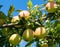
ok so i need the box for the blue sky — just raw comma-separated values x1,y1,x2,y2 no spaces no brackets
0,0,45,16
0,0,45,47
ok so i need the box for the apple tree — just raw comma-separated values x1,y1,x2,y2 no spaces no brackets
0,0,60,47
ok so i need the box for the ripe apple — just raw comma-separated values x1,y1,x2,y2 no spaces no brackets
11,16,20,23
9,34,21,46
46,2,57,13
34,27,46,39
22,29,34,41
56,0,60,4
18,10,30,20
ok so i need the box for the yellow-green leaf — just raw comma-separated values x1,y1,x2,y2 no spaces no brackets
8,5,15,16
27,0,33,9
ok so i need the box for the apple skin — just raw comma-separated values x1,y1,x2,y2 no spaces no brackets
11,16,20,27
11,16,20,23
46,2,57,13
33,27,46,39
22,29,34,41
18,10,30,20
9,34,21,46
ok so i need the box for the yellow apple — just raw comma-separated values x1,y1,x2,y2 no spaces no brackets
46,2,57,13
9,34,21,46
11,16,20,27
18,10,30,20
22,29,34,41
34,27,46,39
11,16,20,23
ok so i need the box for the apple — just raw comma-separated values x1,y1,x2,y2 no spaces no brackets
11,16,20,23
9,34,21,46
11,16,20,27
22,29,34,41
46,2,57,13
34,27,46,39
18,10,30,20
56,0,60,4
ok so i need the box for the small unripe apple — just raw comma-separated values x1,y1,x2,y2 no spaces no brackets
34,27,46,39
46,2,57,13
11,16,20,23
9,34,21,46
22,29,34,41
18,10,30,20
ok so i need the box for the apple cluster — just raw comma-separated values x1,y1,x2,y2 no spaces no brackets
9,10,46,46
1,0,59,46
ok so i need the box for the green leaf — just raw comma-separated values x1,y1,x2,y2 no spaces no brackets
8,5,15,16
15,9,22,12
56,24,60,31
0,11,6,19
0,11,6,25
27,0,33,9
31,5,40,15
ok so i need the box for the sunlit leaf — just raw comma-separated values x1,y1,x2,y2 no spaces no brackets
8,5,15,16
27,0,33,9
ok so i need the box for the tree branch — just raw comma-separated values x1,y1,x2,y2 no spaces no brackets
1,23,18,28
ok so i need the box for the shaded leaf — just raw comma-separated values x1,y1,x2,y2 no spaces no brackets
0,11,6,19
